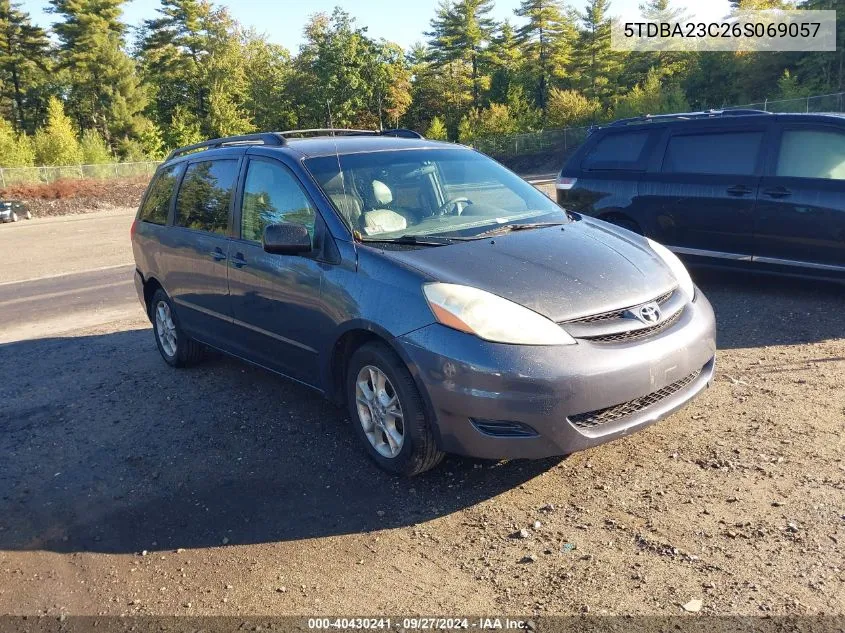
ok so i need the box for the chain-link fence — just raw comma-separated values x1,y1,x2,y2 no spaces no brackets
475,90,845,161
0,161,161,188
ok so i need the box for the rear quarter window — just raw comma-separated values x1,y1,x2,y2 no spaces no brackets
581,130,651,171
138,164,183,225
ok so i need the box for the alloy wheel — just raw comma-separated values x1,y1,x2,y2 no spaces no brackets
355,365,405,458
155,300,178,358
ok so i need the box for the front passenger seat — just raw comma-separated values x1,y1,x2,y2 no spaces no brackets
361,180,407,234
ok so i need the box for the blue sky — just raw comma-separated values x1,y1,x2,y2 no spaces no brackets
19,0,732,51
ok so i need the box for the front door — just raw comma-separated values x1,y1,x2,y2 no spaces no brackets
226,156,326,385
754,123,845,276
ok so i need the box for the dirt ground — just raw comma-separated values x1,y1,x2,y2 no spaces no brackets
0,178,147,217
1,204,843,618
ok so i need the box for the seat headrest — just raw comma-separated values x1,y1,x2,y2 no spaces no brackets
371,180,393,206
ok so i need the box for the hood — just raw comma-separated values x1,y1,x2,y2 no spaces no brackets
376,218,679,323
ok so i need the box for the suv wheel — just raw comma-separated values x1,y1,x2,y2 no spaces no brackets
150,288,205,367
10,212,18,222
346,342,444,476
603,214,641,234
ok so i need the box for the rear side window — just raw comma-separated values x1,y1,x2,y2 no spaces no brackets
776,128,845,180
662,132,763,175
582,131,650,171
139,164,182,225
175,159,238,235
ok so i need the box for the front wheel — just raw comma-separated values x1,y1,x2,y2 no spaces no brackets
10,212,18,222
346,342,444,476
150,288,205,367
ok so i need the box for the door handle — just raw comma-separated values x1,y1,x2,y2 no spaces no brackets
231,253,247,268
726,185,753,196
763,187,792,199
210,249,227,261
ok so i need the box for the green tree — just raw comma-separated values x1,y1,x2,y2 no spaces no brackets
369,40,412,128
292,9,379,128
514,0,577,111
0,116,34,166
0,0,52,133
458,102,519,142
50,0,150,146
168,105,203,148
613,67,689,118
570,0,623,103
242,31,296,132
426,0,497,108
32,96,83,165
486,21,522,104
546,88,601,127
426,115,448,139
79,128,112,163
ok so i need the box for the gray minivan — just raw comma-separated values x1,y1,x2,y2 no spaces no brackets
131,130,716,476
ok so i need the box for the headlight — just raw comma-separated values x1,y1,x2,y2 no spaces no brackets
647,238,695,301
422,283,576,345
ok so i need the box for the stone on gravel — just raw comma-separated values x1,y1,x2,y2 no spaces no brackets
682,599,703,613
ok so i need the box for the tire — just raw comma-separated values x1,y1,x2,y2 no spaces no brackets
24,211,32,220
346,342,444,476
149,288,205,367
603,214,641,235
10,212,18,222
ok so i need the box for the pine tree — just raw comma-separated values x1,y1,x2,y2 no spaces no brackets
570,0,623,103
0,0,51,133
514,0,577,112
487,21,522,103
426,0,497,107
426,116,448,139
49,0,150,147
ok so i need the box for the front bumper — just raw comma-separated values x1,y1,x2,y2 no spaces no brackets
396,289,717,459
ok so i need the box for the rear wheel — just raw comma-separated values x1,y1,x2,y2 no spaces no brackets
10,212,18,222
24,210,32,220
346,342,444,476
150,288,205,367
602,213,641,234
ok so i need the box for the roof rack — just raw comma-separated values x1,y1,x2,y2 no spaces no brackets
277,127,424,139
165,132,286,162
164,128,425,162
608,108,770,127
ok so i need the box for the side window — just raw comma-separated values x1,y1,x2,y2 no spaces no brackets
582,131,651,170
776,129,845,180
662,132,763,175
175,159,238,235
241,160,316,243
139,164,182,225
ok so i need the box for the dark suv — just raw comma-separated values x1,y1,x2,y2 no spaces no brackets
556,111,845,280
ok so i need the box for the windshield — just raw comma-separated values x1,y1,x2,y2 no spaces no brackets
304,148,568,240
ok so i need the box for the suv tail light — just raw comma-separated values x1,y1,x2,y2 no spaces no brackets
556,176,577,191
130,218,138,239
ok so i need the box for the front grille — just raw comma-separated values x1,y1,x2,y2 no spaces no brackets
587,308,683,343
568,289,675,324
568,368,702,429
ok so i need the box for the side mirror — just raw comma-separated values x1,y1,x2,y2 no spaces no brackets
263,222,312,255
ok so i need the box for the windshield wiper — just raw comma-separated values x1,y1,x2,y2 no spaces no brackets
359,235,452,247
470,221,567,239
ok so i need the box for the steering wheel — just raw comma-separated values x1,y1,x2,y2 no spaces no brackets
436,197,472,216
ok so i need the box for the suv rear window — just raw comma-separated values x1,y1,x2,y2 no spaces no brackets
139,164,183,225
582,131,650,171
175,159,238,235
662,132,763,175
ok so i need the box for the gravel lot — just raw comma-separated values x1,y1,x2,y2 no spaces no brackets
0,201,843,618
